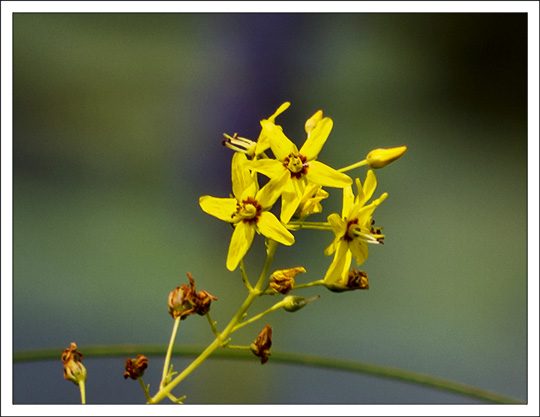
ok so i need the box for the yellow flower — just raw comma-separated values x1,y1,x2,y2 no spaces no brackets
323,170,387,287
199,153,294,271
245,106,352,223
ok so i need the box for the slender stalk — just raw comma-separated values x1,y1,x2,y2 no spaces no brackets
138,377,152,402
14,345,524,404
79,380,86,404
225,345,252,350
240,259,253,291
287,221,332,231
232,300,286,332
337,159,367,172
160,317,180,388
205,312,221,338
290,279,325,290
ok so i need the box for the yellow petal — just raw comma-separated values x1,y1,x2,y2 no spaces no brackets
227,221,256,271
304,110,323,134
349,238,369,266
342,184,355,218
306,161,353,188
358,170,377,207
232,153,257,200
244,159,286,180
257,212,295,246
280,177,306,223
268,102,291,123
350,192,388,222
260,119,297,160
323,240,352,285
324,213,346,255
256,169,289,209
199,196,237,222
299,117,333,161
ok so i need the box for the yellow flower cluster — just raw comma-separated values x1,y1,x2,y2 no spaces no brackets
200,102,406,288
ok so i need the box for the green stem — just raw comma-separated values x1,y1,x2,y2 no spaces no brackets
79,380,86,404
233,300,286,332
138,377,152,402
225,345,252,350
160,317,180,389
338,159,367,172
291,279,325,290
14,345,524,404
287,221,332,231
240,259,253,291
205,312,221,338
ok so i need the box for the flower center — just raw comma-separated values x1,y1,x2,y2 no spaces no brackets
344,218,359,242
237,197,262,224
283,153,308,179
344,218,385,244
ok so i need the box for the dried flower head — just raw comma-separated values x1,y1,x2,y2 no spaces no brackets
123,354,149,380
61,342,87,386
325,268,370,292
168,272,217,319
250,325,273,364
269,266,306,294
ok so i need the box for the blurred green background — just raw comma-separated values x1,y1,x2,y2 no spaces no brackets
12,13,527,404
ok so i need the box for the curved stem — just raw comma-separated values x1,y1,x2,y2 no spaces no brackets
14,345,524,404
291,279,325,290
287,221,332,231
239,259,253,291
138,377,152,402
160,317,180,389
233,300,286,332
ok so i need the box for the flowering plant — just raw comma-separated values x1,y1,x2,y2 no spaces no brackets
42,102,520,404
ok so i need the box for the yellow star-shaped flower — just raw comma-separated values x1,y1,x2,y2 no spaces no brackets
245,105,352,223
199,153,294,271
323,170,387,288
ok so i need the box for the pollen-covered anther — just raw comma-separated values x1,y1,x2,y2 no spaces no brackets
283,153,308,178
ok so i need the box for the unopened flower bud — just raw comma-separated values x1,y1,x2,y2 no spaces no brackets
61,342,87,386
250,325,273,364
269,267,306,294
366,146,407,169
124,354,149,380
282,295,320,312
305,110,323,134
